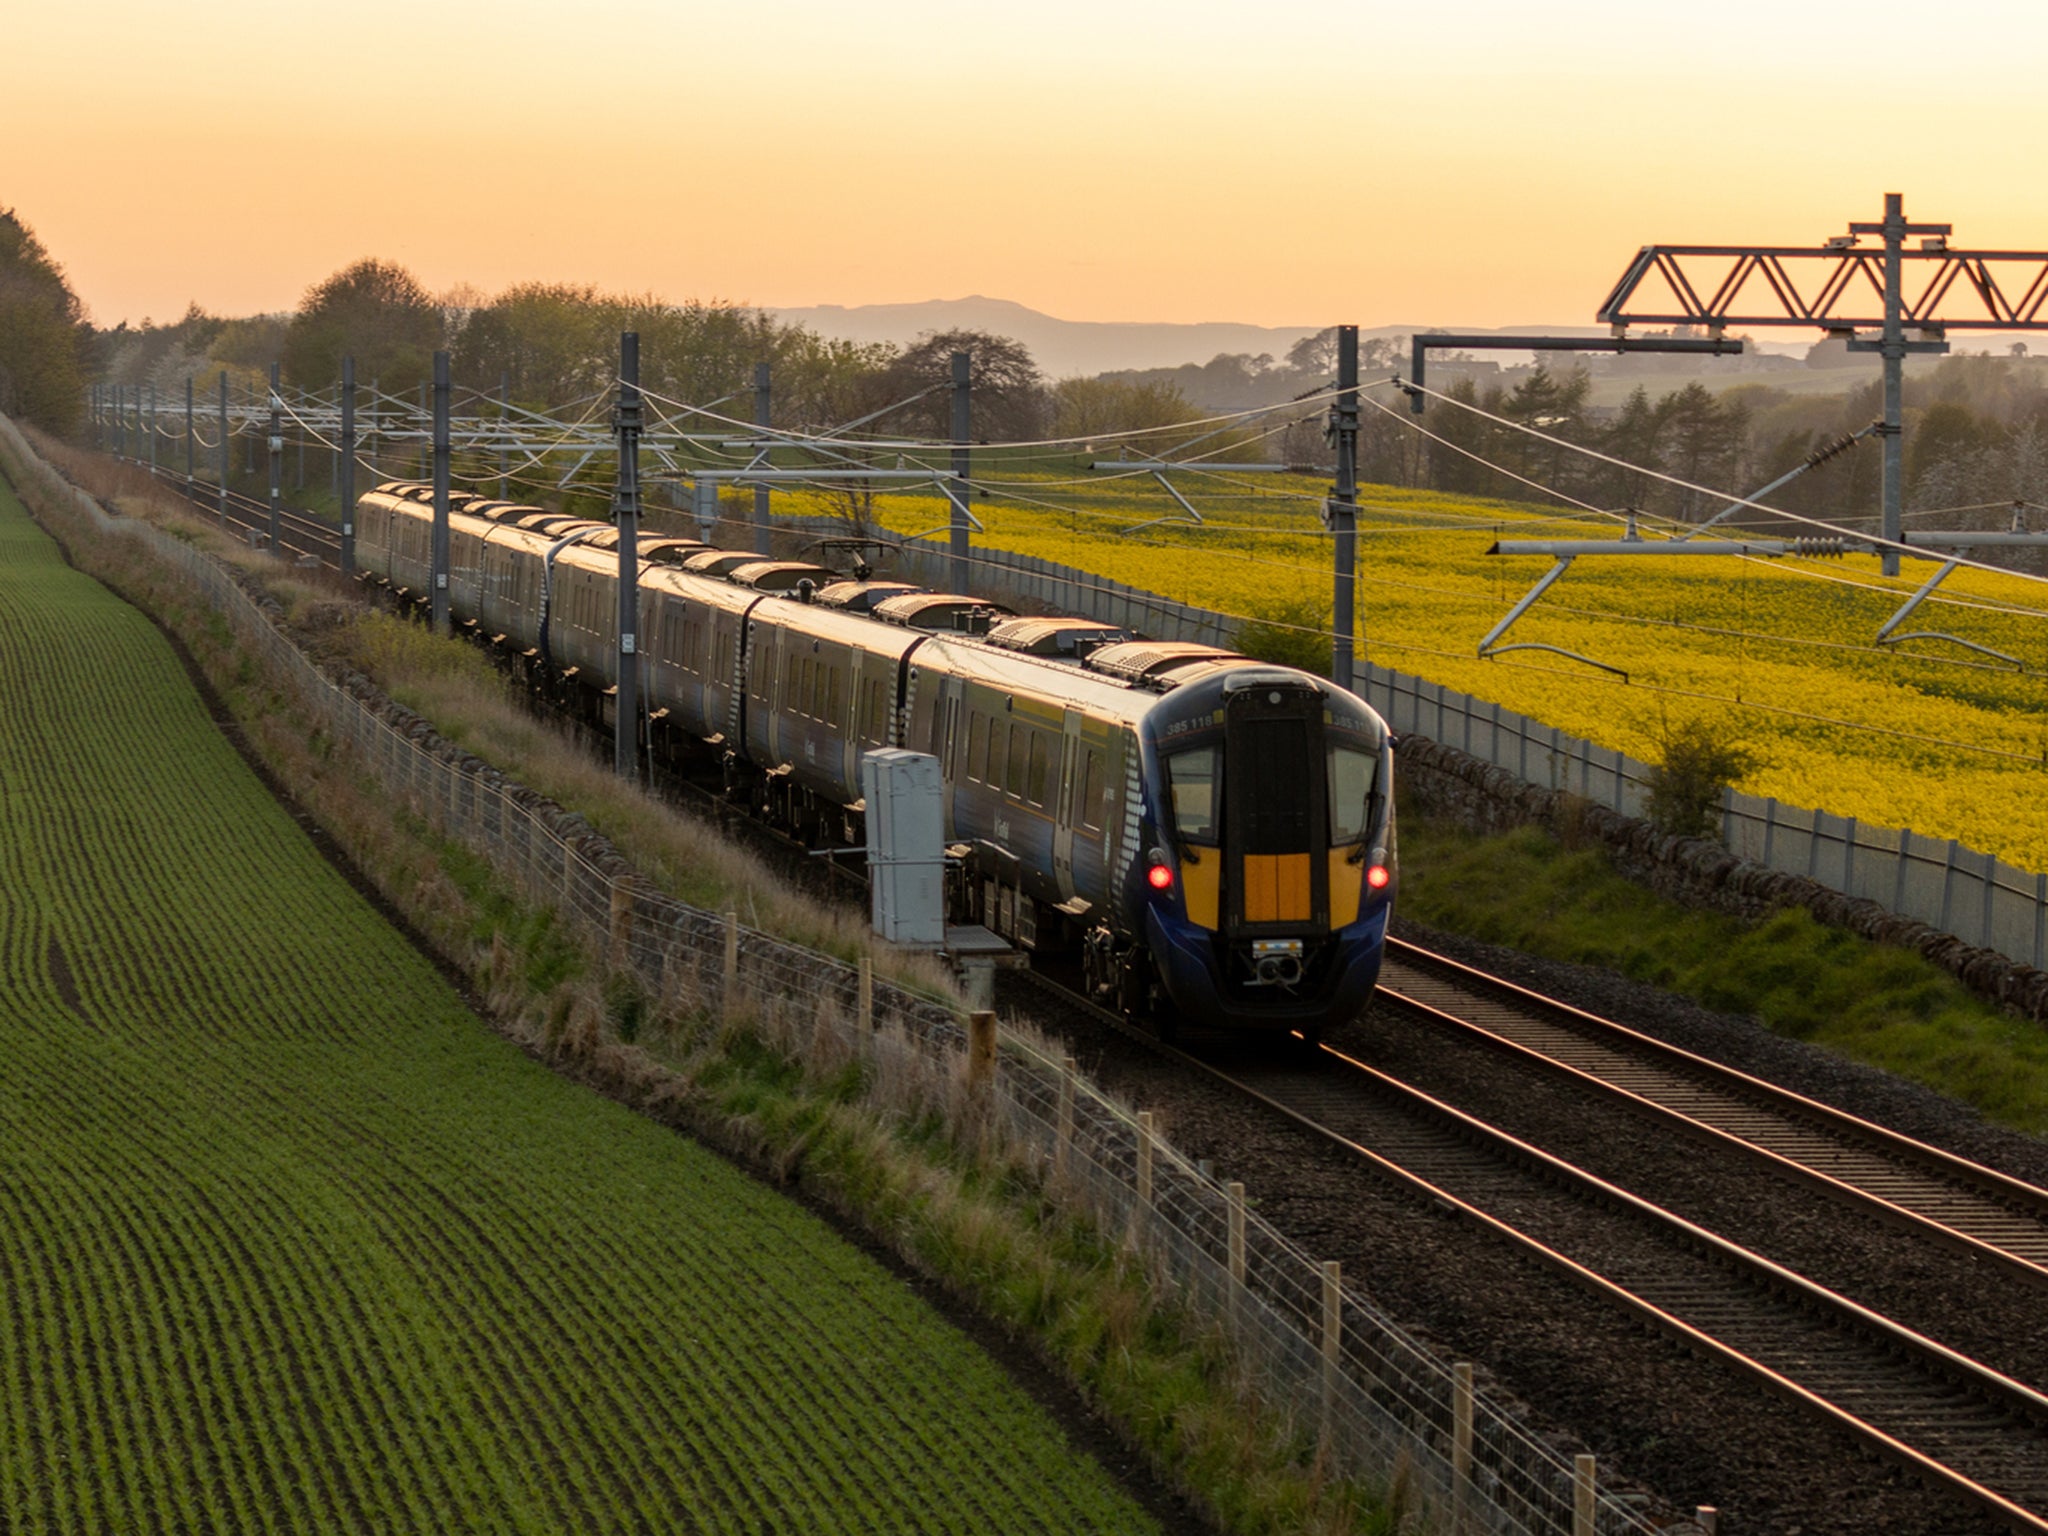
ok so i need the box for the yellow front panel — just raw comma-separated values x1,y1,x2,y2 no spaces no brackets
1278,853,1312,921
1328,851,1362,929
1243,856,1274,922
1242,854,1312,923
1180,852,1220,930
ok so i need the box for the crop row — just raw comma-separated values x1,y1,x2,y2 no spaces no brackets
0,478,1157,1533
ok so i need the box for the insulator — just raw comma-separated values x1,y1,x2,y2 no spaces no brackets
1792,536,1846,558
1804,431,1859,468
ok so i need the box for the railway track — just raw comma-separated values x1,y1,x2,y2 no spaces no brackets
129,461,343,573
1013,969,2048,1534
1377,937,2048,1284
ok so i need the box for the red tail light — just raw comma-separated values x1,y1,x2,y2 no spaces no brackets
1147,863,1174,892
1366,865,1391,890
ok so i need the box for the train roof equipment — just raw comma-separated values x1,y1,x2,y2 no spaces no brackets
814,580,925,614
1081,640,1250,689
516,512,588,535
683,549,768,578
872,593,1015,633
984,616,1129,659
576,530,709,565
726,560,840,593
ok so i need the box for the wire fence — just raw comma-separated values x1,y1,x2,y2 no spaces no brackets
825,519,2048,974
1360,667,2048,971
0,413,1695,1536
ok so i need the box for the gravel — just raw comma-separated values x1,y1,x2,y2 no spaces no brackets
1013,916,2048,1536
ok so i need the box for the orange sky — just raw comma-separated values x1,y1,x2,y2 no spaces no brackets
12,0,2048,332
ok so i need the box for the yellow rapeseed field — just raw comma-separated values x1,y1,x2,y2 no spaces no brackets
779,465,2048,873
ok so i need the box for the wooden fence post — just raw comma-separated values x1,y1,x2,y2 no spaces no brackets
1130,1110,1154,1248
858,958,873,1032
967,1010,996,1097
608,881,633,968
1574,1454,1597,1536
1458,1368,1474,1490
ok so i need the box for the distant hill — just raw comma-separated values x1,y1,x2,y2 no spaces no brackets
770,296,1360,379
770,296,2036,381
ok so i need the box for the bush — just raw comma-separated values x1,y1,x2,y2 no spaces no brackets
1231,597,1332,676
1644,715,1760,839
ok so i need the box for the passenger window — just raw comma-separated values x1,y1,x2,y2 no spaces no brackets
967,714,987,781
1028,736,1050,806
1328,746,1377,845
1008,728,1031,798
827,665,843,725
1165,747,1220,844
1080,750,1105,830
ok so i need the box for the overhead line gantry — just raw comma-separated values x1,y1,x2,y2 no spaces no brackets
1598,192,2048,575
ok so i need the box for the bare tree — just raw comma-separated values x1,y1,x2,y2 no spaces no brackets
883,329,1047,442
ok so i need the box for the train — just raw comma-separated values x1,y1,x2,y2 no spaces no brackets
352,480,1397,1041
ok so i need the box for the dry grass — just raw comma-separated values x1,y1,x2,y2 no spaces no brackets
30,428,955,998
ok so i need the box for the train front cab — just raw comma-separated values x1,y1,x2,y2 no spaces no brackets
1140,670,1394,1038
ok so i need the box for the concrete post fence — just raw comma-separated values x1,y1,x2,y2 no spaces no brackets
782,513,2048,980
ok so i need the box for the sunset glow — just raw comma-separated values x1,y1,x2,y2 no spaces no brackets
12,0,2048,333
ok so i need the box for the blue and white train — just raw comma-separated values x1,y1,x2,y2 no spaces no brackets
354,481,1397,1039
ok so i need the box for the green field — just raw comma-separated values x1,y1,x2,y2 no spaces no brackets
0,473,1157,1532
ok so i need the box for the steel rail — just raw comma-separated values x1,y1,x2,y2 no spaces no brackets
1234,1042,2048,1532
1013,974,2048,1532
1379,937,2048,1282
135,464,343,573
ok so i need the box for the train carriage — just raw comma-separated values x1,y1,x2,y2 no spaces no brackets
353,482,1396,1041
742,598,923,830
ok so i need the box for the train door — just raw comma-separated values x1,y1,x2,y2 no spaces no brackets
845,647,867,793
1052,708,1084,907
1222,684,1329,935
939,682,962,829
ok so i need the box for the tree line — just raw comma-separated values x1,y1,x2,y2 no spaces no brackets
10,204,2046,537
0,209,90,435
1353,355,2048,538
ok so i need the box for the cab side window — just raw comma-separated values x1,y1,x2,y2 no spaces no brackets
1165,747,1220,844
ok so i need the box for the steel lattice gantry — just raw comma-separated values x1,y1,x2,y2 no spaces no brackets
1597,193,2048,575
